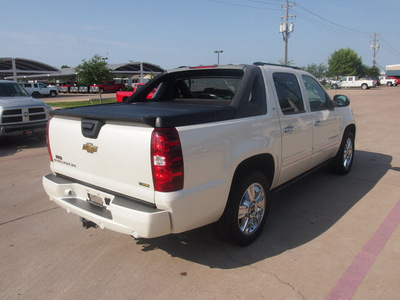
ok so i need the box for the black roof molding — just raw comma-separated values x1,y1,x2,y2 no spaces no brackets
253,62,300,70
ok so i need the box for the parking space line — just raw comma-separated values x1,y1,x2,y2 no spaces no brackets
326,199,400,300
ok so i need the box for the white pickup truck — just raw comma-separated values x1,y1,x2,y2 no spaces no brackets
379,76,398,86
331,76,376,90
43,63,356,245
20,82,58,97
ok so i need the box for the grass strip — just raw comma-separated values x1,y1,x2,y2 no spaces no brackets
47,99,117,108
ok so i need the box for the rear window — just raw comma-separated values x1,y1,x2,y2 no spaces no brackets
172,77,241,101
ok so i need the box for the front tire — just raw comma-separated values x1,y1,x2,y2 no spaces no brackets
217,171,270,246
330,131,355,175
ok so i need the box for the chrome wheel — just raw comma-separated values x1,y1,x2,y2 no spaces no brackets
238,183,266,236
343,137,353,170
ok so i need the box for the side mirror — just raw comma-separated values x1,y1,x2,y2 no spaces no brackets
333,94,350,107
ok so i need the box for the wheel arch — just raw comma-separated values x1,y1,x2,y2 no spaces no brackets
345,123,356,138
231,154,275,189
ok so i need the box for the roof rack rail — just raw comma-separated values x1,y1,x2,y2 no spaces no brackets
253,62,300,70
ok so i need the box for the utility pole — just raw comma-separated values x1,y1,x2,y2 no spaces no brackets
280,0,296,65
370,33,380,69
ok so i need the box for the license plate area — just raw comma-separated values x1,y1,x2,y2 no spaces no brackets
87,193,106,208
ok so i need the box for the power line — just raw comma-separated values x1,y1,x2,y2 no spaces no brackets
206,0,281,10
296,3,370,37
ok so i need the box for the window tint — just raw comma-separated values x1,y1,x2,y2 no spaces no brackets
302,75,331,111
273,72,304,115
173,77,241,101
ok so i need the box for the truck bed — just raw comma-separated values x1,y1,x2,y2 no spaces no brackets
51,101,237,127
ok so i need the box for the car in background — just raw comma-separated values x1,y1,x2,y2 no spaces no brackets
379,76,398,86
89,82,125,94
116,83,156,102
69,86,79,93
20,82,58,97
0,80,51,139
59,85,72,93
79,86,90,93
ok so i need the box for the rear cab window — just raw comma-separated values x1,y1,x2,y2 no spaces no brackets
130,66,267,118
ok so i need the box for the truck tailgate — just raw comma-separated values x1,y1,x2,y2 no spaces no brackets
48,116,155,204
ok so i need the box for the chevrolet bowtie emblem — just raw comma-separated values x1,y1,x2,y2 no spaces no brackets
82,143,98,154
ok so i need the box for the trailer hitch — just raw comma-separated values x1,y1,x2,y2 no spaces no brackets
80,217,98,229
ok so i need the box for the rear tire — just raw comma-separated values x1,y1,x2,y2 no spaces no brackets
217,171,270,246
361,83,368,90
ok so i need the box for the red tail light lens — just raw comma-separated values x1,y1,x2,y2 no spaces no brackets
46,117,53,162
151,128,184,192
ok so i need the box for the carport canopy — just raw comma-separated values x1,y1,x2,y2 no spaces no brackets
0,58,165,82
0,57,59,80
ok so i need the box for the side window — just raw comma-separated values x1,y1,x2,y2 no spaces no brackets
302,75,331,111
33,83,38,88
273,72,305,115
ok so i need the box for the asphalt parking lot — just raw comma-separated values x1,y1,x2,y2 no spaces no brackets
1,87,399,299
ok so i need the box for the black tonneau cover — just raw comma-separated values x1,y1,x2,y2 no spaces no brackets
51,102,237,128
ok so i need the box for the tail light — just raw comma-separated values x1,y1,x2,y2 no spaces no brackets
46,117,53,161
151,128,184,192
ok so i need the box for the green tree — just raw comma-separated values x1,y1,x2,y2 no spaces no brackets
328,48,363,77
303,63,328,79
75,54,113,103
61,65,70,69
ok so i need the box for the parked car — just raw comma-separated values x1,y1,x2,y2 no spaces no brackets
70,86,79,93
20,82,58,97
379,76,398,86
331,76,376,89
116,83,156,102
89,82,125,94
43,63,356,245
0,80,51,139
79,86,90,93
59,85,72,93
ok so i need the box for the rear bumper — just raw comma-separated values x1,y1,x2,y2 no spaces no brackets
42,174,171,238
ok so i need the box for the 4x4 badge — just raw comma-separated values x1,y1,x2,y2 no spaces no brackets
82,143,98,154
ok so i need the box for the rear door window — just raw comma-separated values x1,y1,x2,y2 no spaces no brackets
273,72,305,115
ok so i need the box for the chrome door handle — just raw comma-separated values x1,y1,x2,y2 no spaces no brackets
283,126,294,134
314,120,322,126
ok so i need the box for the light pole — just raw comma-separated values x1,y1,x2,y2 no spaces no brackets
214,50,223,65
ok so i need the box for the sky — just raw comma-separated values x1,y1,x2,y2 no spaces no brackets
1,0,399,72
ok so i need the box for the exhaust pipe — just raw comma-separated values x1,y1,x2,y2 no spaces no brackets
80,217,98,229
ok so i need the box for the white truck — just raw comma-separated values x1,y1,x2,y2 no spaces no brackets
20,82,58,97
0,80,51,139
331,76,376,90
43,63,356,245
379,76,398,86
